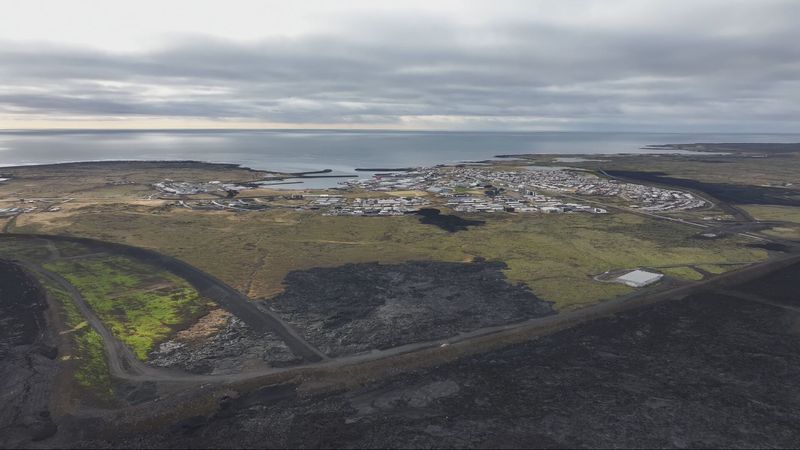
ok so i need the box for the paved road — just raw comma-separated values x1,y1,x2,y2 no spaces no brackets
597,169,800,248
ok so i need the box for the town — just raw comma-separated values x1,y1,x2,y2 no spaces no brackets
148,164,706,217
342,165,706,212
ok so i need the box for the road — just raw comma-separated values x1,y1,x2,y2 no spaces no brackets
6,233,800,389
19,261,174,381
554,170,778,244
597,169,800,246
3,233,327,365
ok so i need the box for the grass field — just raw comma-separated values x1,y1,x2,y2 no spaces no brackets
739,205,800,241
763,226,800,241
661,266,704,281
741,205,800,225
20,206,768,310
43,255,212,360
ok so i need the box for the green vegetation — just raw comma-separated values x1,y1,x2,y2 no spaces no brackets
39,277,115,404
741,205,800,224
763,226,800,241
44,255,212,360
23,207,767,311
740,205,800,241
661,266,704,281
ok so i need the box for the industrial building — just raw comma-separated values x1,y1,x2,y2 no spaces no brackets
616,269,663,288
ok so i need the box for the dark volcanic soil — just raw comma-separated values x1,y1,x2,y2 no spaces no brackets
266,260,554,356
415,208,485,232
737,261,800,306
0,260,59,447
746,242,792,253
91,263,800,449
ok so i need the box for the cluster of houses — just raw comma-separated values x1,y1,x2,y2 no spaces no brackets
0,197,69,217
154,180,250,196
480,167,706,211
177,199,268,212
342,166,705,212
0,206,34,217
152,164,703,219
309,195,430,216
445,194,606,214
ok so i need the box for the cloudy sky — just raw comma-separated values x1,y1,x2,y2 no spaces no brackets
0,0,798,131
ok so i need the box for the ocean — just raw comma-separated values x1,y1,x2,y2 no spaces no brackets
1,130,798,188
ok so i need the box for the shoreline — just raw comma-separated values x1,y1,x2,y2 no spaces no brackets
0,159,266,174
2,141,795,180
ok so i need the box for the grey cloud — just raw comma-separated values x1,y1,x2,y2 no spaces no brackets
1,2,800,130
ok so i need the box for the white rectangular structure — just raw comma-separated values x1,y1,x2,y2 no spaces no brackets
616,269,663,288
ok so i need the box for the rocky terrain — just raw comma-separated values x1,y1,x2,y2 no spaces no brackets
84,263,800,448
266,259,555,356
0,260,59,447
149,313,300,374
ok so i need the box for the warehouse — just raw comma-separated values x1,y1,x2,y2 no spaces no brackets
616,269,663,288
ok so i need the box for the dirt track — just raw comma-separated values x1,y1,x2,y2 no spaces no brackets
2,233,327,365
63,259,800,448
4,233,800,390
19,261,175,382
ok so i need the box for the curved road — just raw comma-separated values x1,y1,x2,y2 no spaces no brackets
3,233,327,365
5,233,800,387
20,261,168,380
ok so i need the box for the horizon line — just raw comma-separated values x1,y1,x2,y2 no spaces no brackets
1,127,798,135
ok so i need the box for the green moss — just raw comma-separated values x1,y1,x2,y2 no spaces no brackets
39,278,115,403
44,255,211,360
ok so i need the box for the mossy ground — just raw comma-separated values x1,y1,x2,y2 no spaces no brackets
44,255,212,360
38,277,115,404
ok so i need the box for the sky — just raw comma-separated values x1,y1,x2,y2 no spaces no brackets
0,0,798,131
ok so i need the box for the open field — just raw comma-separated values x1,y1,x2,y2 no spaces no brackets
740,205,800,241
42,255,213,360
763,226,800,241
742,204,800,225
16,205,768,310
660,266,704,281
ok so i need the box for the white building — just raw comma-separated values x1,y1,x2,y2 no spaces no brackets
616,269,663,288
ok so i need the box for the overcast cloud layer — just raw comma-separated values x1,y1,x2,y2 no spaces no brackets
0,0,798,131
